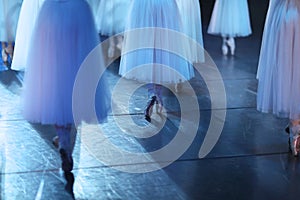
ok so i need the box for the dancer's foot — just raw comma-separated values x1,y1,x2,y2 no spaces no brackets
175,80,183,93
289,125,300,157
5,43,14,63
116,41,122,50
52,136,59,148
222,44,228,55
145,96,157,122
108,46,115,58
59,148,73,172
1,49,8,65
226,37,235,55
156,96,163,114
116,35,123,50
64,172,75,199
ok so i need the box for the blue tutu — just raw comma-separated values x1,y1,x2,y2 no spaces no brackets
23,0,111,125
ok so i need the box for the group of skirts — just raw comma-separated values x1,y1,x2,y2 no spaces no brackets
0,0,299,135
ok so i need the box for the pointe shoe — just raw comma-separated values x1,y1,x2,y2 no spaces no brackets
145,96,157,122
59,148,73,172
1,49,8,65
155,96,163,114
5,46,13,61
175,80,183,93
226,37,235,55
222,44,228,55
64,172,75,199
108,46,115,58
116,41,122,51
52,136,59,148
116,35,123,50
289,125,300,156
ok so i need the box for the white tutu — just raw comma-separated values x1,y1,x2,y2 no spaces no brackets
256,0,279,80
176,0,204,63
11,0,45,71
96,0,131,35
119,0,194,84
23,0,111,125
257,0,300,120
0,0,22,42
207,0,252,37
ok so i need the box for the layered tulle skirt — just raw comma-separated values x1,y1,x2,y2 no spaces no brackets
257,0,300,120
23,0,111,125
11,0,45,71
176,0,204,63
256,0,280,80
119,0,194,84
96,0,131,35
207,0,252,37
0,0,22,42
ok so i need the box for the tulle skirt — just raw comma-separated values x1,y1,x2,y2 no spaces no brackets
257,0,300,120
256,0,280,80
207,0,252,37
176,0,204,63
11,0,45,71
119,0,194,84
96,0,131,35
0,0,22,42
23,0,111,125
85,0,101,20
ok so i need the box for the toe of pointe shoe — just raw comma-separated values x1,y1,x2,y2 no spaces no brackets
52,136,59,148
230,49,235,56
226,38,235,55
222,44,228,55
64,172,75,199
145,115,151,123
